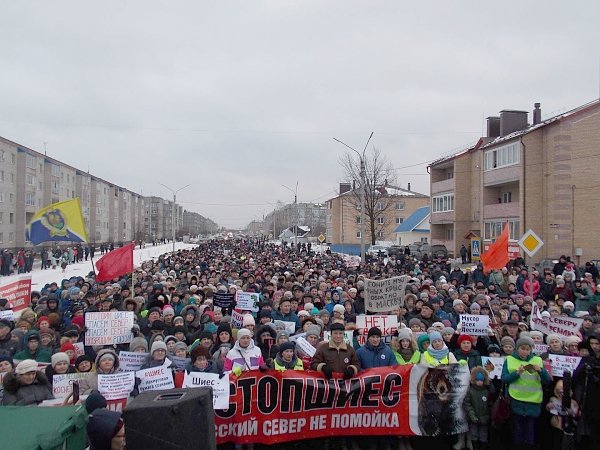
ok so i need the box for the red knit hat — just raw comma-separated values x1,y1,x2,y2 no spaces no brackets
60,342,76,353
71,316,85,330
457,334,473,346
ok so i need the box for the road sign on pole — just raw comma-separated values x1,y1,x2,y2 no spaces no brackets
518,229,544,257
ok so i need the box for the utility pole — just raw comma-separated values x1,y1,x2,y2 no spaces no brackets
333,132,373,263
159,183,190,253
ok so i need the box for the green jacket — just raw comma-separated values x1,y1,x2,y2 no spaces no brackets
14,347,52,363
464,384,493,424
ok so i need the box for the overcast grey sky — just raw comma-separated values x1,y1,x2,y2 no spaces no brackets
1,1,598,228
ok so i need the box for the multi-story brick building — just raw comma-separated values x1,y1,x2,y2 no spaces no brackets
429,100,600,263
326,183,429,250
0,135,204,249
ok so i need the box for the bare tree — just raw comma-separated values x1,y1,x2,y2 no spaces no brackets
339,147,398,245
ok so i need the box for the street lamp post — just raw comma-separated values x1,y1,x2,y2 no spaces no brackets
333,132,373,263
281,182,298,247
159,183,191,253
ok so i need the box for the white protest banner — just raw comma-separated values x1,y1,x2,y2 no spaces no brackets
85,311,134,346
295,336,316,357
364,276,408,312
355,315,399,345
235,292,260,312
289,332,306,342
0,276,32,313
136,364,174,392
231,310,245,329
283,321,296,335
530,314,583,339
481,356,505,380
0,310,14,321
73,342,85,358
548,354,582,378
343,255,361,268
533,344,548,355
119,352,149,372
459,314,490,336
52,373,92,399
98,371,136,400
183,372,230,409
324,330,353,345
170,356,190,371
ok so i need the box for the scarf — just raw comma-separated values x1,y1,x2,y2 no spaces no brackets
427,344,449,361
399,348,414,362
275,353,298,370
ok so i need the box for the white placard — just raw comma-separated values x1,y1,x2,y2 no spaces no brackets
98,371,136,400
295,336,316,357
283,321,296,334
0,310,14,321
52,373,92,399
355,314,399,345
182,371,230,409
73,342,85,358
323,330,353,345
235,292,260,312
136,363,174,392
548,354,582,378
459,314,490,336
530,313,583,339
230,310,245,329
533,344,548,355
85,311,134,346
364,276,408,312
289,332,306,342
119,352,149,372
481,356,504,380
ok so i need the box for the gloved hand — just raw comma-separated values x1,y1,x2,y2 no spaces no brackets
321,365,333,379
259,364,268,373
232,366,242,377
343,367,354,380
218,372,226,379
458,359,468,366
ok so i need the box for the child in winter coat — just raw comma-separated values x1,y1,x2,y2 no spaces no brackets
464,366,494,450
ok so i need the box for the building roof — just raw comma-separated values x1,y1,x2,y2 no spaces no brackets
394,206,430,233
329,184,428,202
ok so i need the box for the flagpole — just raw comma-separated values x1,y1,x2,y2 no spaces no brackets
131,241,135,299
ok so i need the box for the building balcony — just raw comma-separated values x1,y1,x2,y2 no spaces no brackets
430,211,454,224
483,202,520,219
431,178,455,195
483,164,520,187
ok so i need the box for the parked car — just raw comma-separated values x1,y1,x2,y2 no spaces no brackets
430,244,450,259
367,245,388,257
387,245,404,257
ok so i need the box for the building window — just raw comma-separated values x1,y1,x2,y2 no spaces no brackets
446,170,454,180
395,202,405,210
0,171,3,182
396,217,403,224
484,142,520,171
9,213,14,224
356,216,361,224
356,231,361,238
26,174,35,186
11,154,15,165
52,164,60,177
25,192,35,206
0,151,4,162
378,231,385,238
432,193,454,212
0,212,3,223
484,219,520,241
26,154,36,169
377,202,385,211
0,192,5,203
10,173,14,184
377,217,385,225
0,232,3,243
446,227,453,240
501,192,512,203
52,181,59,194
9,193,13,203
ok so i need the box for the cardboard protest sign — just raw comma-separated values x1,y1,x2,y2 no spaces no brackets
481,356,504,380
52,373,92,399
98,372,136,400
136,363,175,392
364,276,408,312
295,336,316,357
85,311,134,346
547,354,582,378
119,351,149,372
530,314,583,339
459,315,490,336
0,310,14,321
0,277,32,313
213,292,235,309
235,291,260,312
231,310,245,329
183,372,230,409
356,315,398,345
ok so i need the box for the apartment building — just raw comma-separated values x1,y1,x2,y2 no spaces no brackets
0,135,201,249
429,100,600,262
182,210,218,236
326,183,429,247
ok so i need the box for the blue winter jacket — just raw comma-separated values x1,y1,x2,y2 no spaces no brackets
356,340,396,369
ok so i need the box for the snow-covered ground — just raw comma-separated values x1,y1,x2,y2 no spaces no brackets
0,242,198,290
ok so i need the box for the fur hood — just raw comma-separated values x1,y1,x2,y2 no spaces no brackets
181,305,200,328
94,348,120,374
2,371,50,394
470,366,490,386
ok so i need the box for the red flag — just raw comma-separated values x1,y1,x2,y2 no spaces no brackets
95,243,134,282
481,222,509,273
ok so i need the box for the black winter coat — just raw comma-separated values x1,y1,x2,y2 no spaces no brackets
1,371,54,405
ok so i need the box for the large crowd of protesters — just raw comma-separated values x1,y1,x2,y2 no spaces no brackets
0,239,599,450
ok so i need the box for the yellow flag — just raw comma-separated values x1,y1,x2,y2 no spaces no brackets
26,198,88,245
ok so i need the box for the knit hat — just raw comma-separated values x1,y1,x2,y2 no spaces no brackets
129,337,149,353
75,354,94,369
279,341,296,354
546,333,562,345
367,327,382,338
417,334,430,352
441,327,455,337
190,345,210,362
51,352,70,367
516,336,535,349
305,325,321,339
85,391,108,414
487,343,501,354
276,330,290,341
565,335,581,346
173,341,188,354
470,303,481,312
150,341,167,355
242,314,255,327
429,331,443,343
500,336,515,348
162,306,175,316
397,328,412,341
408,318,423,329
15,359,38,375
237,328,253,340
563,301,575,311
457,334,473,346
60,342,76,354
87,409,124,450
452,300,465,308
333,304,345,315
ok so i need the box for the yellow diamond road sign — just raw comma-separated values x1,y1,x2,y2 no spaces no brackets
518,229,544,257
318,234,326,243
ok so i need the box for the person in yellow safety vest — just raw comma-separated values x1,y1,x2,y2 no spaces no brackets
501,335,551,448
392,328,421,365
272,341,304,371
420,331,460,367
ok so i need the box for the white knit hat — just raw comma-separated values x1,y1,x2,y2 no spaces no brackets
151,340,168,354
15,359,38,375
51,352,70,368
